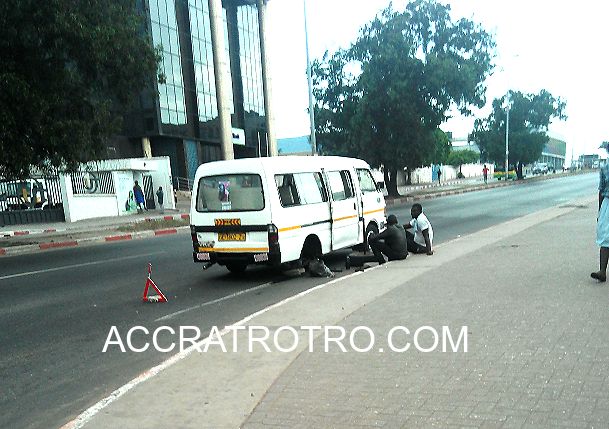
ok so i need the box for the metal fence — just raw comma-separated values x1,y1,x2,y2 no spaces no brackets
70,171,115,195
0,175,65,226
174,176,194,191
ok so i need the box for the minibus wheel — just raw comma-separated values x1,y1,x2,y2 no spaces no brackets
363,223,379,252
300,235,322,268
226,263,247,274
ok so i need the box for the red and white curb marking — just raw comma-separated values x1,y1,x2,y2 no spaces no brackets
1,214,190,237
0,227,190,257
2,228,60,237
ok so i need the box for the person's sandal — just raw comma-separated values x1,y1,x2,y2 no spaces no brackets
591,272,607,282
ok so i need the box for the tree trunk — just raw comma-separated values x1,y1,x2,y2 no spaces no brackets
386,168,400,197
516,162,524,180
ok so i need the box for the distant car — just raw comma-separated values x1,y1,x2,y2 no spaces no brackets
532,163,549,174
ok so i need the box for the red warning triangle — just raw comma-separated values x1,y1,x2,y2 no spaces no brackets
142,263,167,303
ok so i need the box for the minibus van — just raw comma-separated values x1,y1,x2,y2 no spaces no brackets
190,156,386,273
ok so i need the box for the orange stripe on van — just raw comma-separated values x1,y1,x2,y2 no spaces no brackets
279,225,301,232
363,208,384,215
198,247,269,253
333,214,358,222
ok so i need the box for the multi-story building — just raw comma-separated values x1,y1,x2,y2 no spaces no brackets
109,0,275,184
538,137,566,170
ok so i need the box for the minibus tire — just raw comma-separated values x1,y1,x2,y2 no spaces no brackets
363,223,379,253
300,235,322,268
226,263,247,274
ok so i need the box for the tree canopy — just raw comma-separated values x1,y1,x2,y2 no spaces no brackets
446,149,479,171
0,0,162,178
312,0,495,195
471,90,567,172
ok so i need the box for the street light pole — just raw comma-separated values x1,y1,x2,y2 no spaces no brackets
505,101,510,181
304,0,317,155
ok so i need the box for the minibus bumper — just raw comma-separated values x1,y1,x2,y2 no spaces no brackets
193,250,281,267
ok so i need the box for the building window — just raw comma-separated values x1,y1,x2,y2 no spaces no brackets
149,0,187,125
237,4,264,118
188,0,234,124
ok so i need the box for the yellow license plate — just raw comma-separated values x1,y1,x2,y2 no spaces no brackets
215,218,241,226
218,232,246,241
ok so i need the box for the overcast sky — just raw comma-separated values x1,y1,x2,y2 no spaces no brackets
267,0,609,161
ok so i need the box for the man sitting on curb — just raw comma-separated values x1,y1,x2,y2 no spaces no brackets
346,214,408,269
405,203,434,255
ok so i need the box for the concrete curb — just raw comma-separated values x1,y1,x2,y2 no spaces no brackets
0,226,190,257
1,213,190,237
2,228,62,237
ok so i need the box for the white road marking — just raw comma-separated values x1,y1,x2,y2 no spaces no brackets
154,281,275,322
0,252,166,281
60,266,378,429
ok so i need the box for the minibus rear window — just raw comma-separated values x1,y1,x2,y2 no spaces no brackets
196,174,264,212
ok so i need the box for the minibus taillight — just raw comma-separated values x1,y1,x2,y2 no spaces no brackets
190,225,199,248
268,224,279,249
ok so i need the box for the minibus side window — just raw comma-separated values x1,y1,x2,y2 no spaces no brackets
275,173,327,207
294,172,327,204
356,168,378,193
327,170,354,201
275,174,300,207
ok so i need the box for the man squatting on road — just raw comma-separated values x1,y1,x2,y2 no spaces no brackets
346,204,434,269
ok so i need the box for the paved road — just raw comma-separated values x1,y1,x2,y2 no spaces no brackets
0,172,597,429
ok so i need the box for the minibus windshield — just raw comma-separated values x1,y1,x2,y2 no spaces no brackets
196,174,264,212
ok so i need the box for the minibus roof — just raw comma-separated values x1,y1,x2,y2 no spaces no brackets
194,156,371,178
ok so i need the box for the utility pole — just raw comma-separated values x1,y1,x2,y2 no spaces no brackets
304,0,317,155
505,98,510,181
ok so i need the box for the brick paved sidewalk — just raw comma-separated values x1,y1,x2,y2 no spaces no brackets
243,201,607,428
74,196,603,429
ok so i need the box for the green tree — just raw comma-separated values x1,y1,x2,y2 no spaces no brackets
430,129,452,165
472,90,566,178
446,149,479,177
0,0,163,178
313,0,495,196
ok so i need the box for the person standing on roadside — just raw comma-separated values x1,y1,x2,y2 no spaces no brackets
592,143,609,282
482,164,489,184
156,186,164,214
133,180,146,213
437,166,442,184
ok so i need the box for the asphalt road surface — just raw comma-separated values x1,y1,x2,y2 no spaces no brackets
0,172,597,429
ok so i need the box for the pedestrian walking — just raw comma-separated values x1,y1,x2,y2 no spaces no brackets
437,167,442,184
405,203,434,255
345,214,408,269
592,143,609,281
133,180,146,213
482,164,489,184
156,186,164,214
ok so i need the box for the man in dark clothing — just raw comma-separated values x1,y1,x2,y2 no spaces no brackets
156,186,164,214
346,214,408,269
133,181,146,213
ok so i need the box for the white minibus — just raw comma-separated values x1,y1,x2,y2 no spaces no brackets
190,156,386,273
